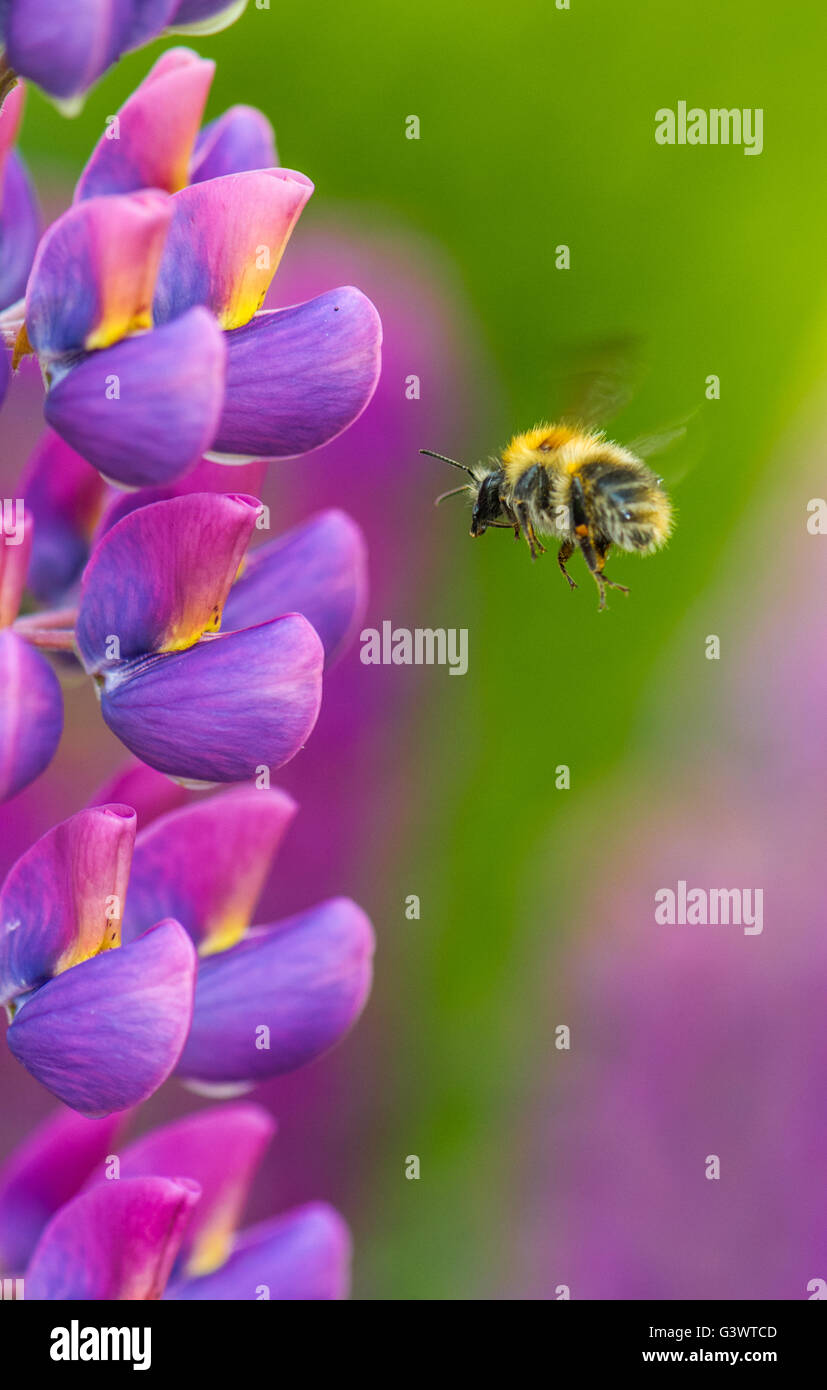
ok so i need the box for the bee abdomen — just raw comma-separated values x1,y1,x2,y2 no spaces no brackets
577,459,672,551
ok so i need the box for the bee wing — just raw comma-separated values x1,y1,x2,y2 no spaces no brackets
627,410,706,486
627,418,691,459
553,335,644,428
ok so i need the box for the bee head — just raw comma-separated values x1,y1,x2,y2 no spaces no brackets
469,469,505,536
421,448,485,521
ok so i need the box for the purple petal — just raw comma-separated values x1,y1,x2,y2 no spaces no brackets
45,306,227,487
0,1107,124,1274
26,1175,200,1300
0,346,8,408
177,897,374,1084
25,191,171,363
189,105,277,182
89,759,189,828
171,0,250,33
0,500,32,626
3,1,177,100
0,151,40,311
0,630,63,804
152,170,313,331
0,803,136,1006
211,288,382,460
124,1,181,48
3,1,122,100
99,615,324,783
123,786,297,952
75,48,215,201
117,1102,274,1276
165,1203,350,1300
223,510,367,662
7,920,196,1115
76,492,259,673
21,430,106,603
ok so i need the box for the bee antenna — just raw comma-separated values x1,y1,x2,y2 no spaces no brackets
419,448,476,478
434,485,471,506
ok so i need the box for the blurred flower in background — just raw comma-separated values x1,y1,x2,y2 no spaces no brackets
512,419,827,1301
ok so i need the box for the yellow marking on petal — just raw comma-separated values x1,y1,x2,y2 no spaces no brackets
198,914,248,958
84,306,153,353
186,1208,236,1278
11,321,32,370
161,600,224,654
79,198,169,353
55,915,122,976
216,279,271,333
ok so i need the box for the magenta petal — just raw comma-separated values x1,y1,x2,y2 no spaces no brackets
190,105,277,182
123,786,297,952
45,307,227,487
211,288,382,460
25,191,171,362
99,616,324,784
0,803,136,1006
152,169,313,331
75,48,215,201
26,1175,200,1300
223,510,368,662
117,1103,274,1276
0,1107,124,1273
21,430,106,603
7,920,196,1116
177,898,374,1085
76,492,259,672
0,82,24,169
0,631,63,804
165,1203,351,1301
89,760,189,828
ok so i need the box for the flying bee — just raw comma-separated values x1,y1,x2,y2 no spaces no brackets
422,423,673,609
421,336,696,608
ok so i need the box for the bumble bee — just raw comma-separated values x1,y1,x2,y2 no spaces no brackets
422,423,673,609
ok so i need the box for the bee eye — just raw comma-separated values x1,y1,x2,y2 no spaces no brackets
538,441,551,452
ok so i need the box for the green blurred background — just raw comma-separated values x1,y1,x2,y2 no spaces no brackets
13,0,827,1297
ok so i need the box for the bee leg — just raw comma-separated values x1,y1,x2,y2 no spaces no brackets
520,511,546,559
574,528,610,610
556,539,578,591
595,540,630,598
498,502,521,541
513,466,548,560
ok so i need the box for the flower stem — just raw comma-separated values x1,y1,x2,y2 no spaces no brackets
14,607,78,630
14,627,77,652
14,609,79,652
